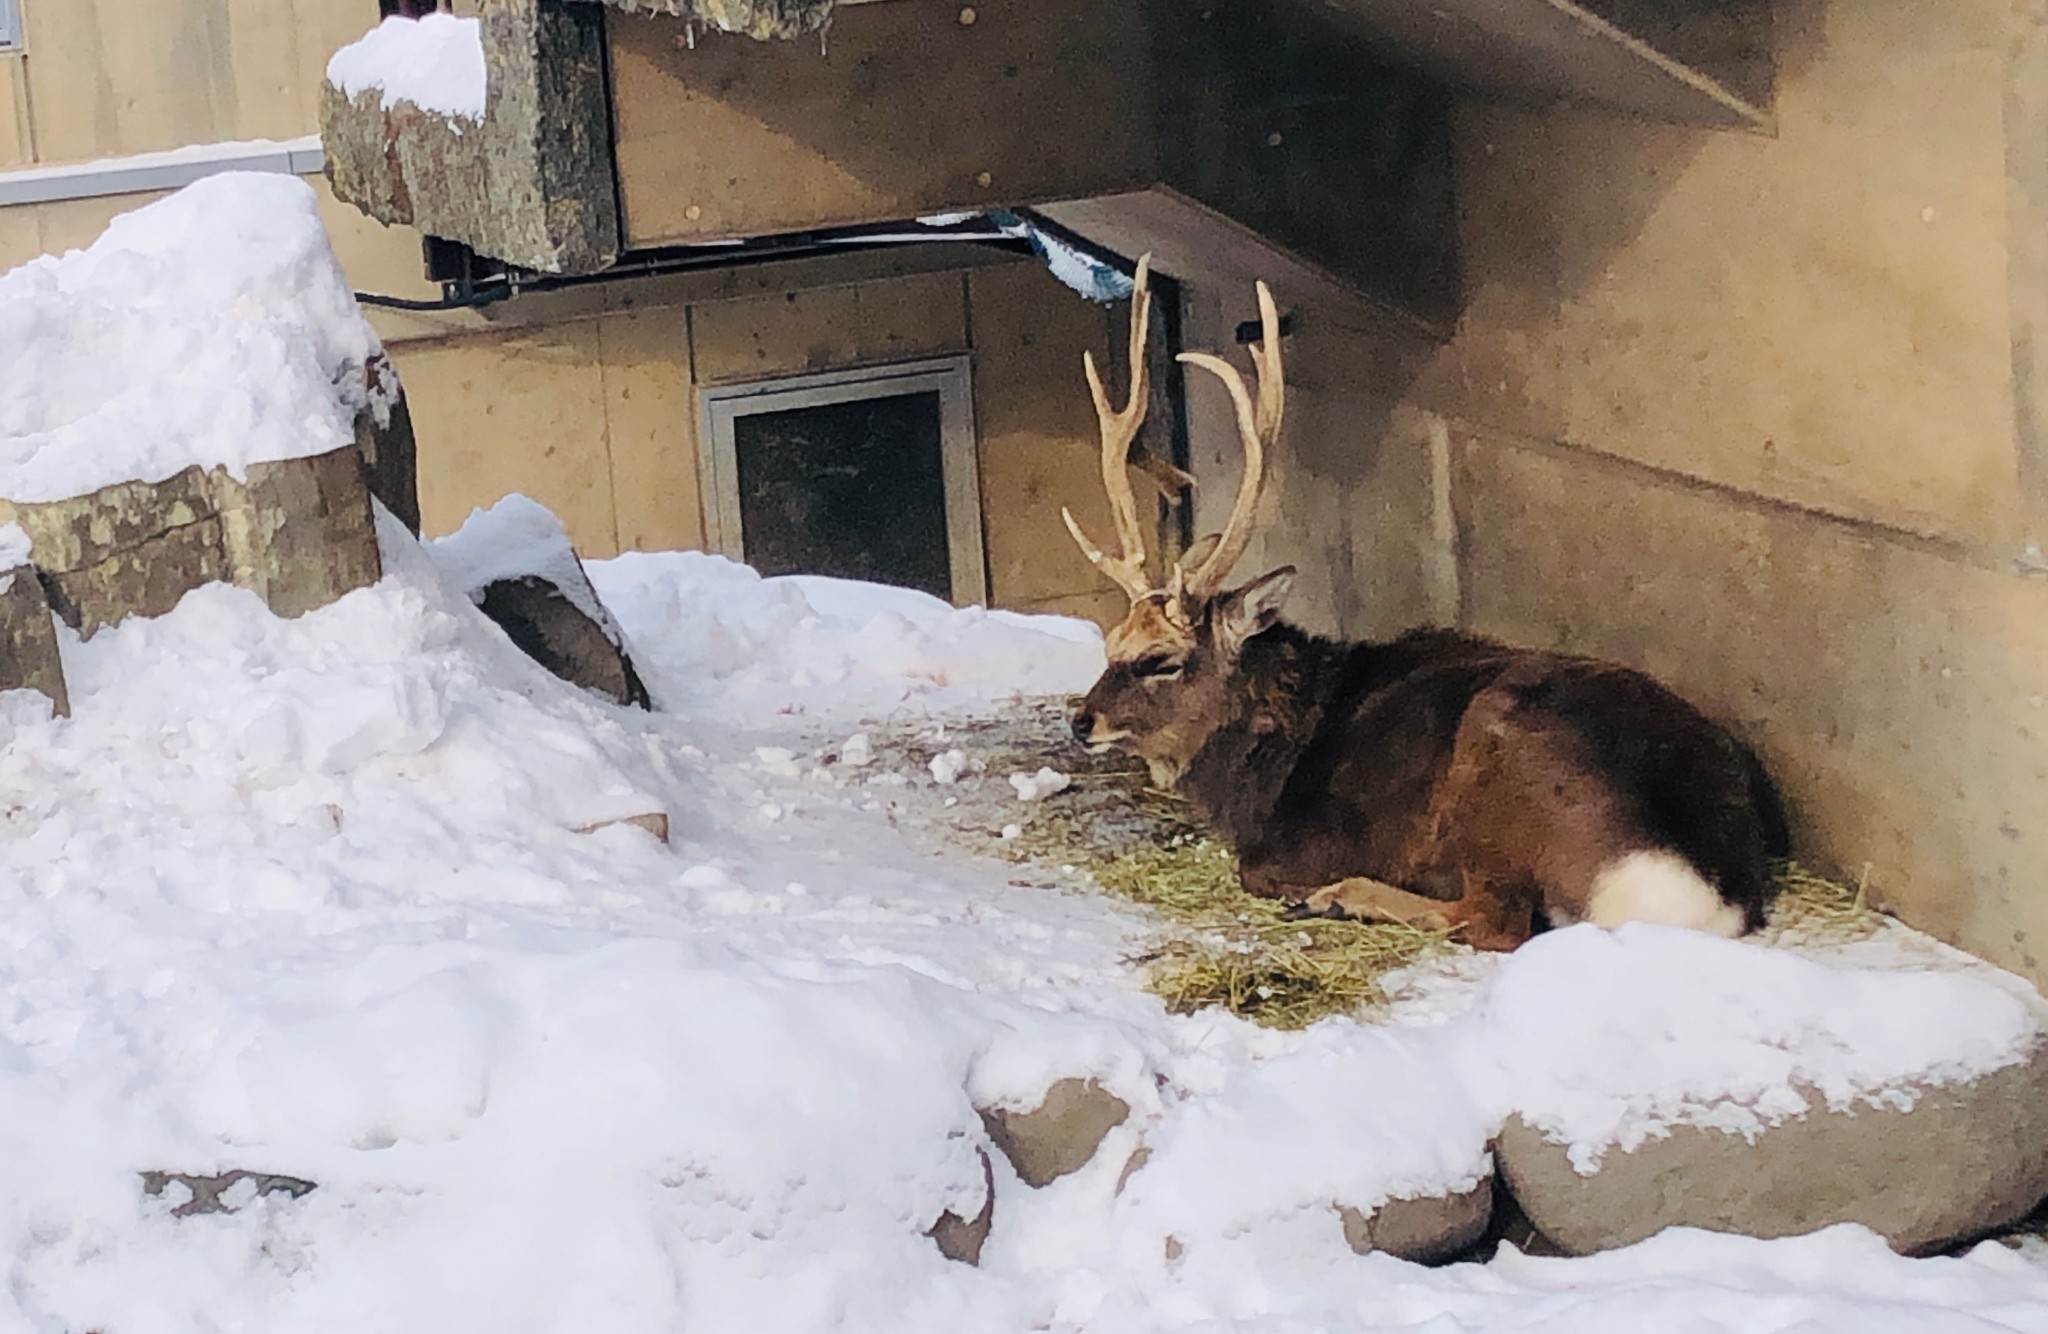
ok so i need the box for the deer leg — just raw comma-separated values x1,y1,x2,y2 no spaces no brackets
1287,874,1538,952
1286,877,1461,930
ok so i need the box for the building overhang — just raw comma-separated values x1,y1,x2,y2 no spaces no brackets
321,0,1771,317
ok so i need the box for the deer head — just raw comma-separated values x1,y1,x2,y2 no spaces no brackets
1064,256,1292,787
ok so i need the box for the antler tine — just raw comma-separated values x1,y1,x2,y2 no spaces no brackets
1178,279,1283,602
1063,254,1157,600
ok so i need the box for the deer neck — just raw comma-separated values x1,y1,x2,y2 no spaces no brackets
1176,624,1344,849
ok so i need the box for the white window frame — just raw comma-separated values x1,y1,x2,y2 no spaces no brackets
0,0,21,50
697,356,988,607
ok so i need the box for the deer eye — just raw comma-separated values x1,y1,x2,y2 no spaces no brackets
1130,655,1185,680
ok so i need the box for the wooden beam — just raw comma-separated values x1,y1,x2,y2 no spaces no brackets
1035,188,1444,381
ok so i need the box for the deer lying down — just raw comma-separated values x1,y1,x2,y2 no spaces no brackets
1062,259,1785,951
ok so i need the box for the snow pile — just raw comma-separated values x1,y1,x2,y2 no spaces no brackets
1117,1022,1495,1256
325,12,488,120
428,493,630,647
0,173,388,503
1482,925,2043,1170
585,550,1104,724
0,521,26,568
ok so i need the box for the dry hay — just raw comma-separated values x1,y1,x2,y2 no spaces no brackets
861,698,1890,1029
1761,859,1888,945
865,698,1456,1029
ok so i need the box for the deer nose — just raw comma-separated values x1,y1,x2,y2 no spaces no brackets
1071,711,1096,744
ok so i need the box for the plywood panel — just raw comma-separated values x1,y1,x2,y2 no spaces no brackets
1011,588,1129,631
291,0,384,131
0,202,38,272
1411,0,2018,551
19,0,373,164
395,322,622,554
34,189,165,254
0,55,29,168
690,269,968,384
965,261,1129,611
597,305,706,553
316,181,439,301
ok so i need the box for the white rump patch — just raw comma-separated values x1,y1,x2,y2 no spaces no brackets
1587,850,1744,937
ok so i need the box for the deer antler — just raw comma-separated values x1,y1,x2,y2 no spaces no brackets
1176,278,1283,603
1061,255,1159,601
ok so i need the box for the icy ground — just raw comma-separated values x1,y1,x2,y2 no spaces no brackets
0,514,2042,1332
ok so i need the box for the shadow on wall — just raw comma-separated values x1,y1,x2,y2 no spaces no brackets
1178,0,1826,642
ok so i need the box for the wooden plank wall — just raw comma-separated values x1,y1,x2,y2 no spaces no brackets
391,251,1130,623
6,0,378,165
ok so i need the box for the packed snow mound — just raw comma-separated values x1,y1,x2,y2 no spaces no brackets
429,493,626,644
585,549,1105,724
0,173,389,503
326,12,488,119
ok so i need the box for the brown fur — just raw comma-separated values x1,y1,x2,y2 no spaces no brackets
1073,601,1785,950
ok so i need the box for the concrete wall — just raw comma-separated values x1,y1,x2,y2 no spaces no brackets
1181,0,2048,983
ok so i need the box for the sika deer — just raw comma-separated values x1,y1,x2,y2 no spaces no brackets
1063,258,1784,950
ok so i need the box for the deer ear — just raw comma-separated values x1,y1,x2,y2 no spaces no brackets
1214,566,1295,656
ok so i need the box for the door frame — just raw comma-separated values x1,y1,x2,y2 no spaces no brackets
695,356,988,606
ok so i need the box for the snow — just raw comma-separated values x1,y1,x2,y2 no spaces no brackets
0,521,26,568
584,549,1104,723
1010,766,1073,801
929,747,971,784
0,173,387,503
428,493,629,647
325,13,488,120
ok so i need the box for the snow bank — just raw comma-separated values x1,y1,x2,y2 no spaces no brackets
0,173,387,503
585,549,1104,724
325,13,488,120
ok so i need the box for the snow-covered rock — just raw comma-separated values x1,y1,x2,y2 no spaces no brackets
978,1078,1130,1189
1499,1040,2048,1257
0,555,65,714
1479,926,2048,1256
429,495,649,708
0,174,407,634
